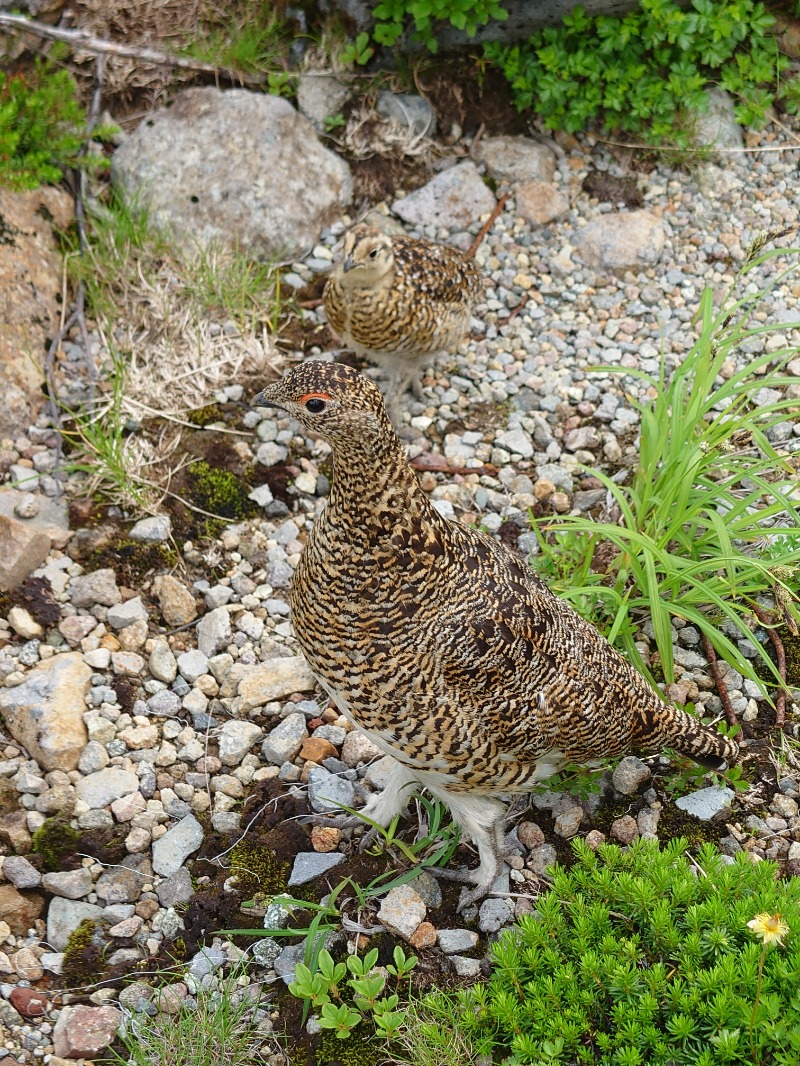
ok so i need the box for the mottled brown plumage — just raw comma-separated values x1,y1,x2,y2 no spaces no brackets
252,362,738,906
323,224,481,415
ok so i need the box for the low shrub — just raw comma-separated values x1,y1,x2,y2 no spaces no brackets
396,838,800,1065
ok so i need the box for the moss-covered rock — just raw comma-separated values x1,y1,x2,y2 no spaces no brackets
61,919,108,988
228,840,289,900
31,816,81,870
185,460,259,536
317,1027,384,1066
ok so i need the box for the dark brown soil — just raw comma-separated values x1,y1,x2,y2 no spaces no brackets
417,59,529,137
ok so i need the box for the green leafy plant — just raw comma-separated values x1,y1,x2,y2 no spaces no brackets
0,55,94,189
323,112,348,132
395,838,800,1066
485,0,795,145
531,231,800,695
290,945,417,1043
373,0,509,53
340,32,375,66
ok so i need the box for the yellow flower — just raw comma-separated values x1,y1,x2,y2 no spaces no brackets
747,912,790,946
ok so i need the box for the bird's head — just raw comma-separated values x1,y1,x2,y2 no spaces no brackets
251,361,394,447
336,225,394,286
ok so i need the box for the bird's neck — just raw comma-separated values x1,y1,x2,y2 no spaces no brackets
326,431,432,536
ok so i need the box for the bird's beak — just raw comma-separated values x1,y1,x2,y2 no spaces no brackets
250,385,286,411
343,254,355,272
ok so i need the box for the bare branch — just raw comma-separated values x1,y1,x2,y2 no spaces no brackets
0,13,266,88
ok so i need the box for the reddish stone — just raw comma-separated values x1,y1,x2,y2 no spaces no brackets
10,986,47,1018
410,921,437,950
299,737,338,763
53,1004,121,1058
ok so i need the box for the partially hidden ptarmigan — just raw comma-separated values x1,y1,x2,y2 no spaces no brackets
323,224,481,416
252,362,738,907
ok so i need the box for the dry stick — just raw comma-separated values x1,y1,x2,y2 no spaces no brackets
74,53,106,409
751,603,788,729
700,633,739,728
467,193,510,259
0,13,266,88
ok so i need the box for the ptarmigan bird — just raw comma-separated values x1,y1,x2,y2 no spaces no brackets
322,224,481,416
252,362,738,907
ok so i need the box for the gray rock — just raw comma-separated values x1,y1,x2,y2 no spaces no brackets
474,135,555,183
436,928,479,953
554,806,583,838
69,568,121,608
156,867,194,908
107,597,149,629
78,740,110,776
574,210,665,273
149,640,178,684
262,712,308,765
528,843,558,876
46,898,105,952
392,161,495,230
296,74,351,133
42,869,93,899
478,896,514,933
75,767,138,809
128,515,171,542
196,606,232,657
211,811,241,833
306,766,355,814
412,870,443,910
274,942,306,985
692,87,743,151
449,954,482,977
288,851,345,886
248,483,274,508
612,756,652,796
177,648,209,683
218,720,263,766
2,855,42,889
496,427,534,458
96,857,150,904
117,981,154,1013
377,91,437,137
675,786,735,821
189,943,225,979
378,884,426,941
112,88,352,260
251,937,282,967
152,814,204,876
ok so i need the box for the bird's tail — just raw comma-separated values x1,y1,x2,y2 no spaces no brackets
636,703,738,773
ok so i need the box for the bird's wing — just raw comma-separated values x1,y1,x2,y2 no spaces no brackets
410,543,635,760
393,241,479,303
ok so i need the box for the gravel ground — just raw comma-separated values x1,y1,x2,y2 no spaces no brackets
1,114,800,1065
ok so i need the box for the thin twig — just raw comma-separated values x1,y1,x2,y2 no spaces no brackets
467,193,509,259
0,13,266,88
751,603,788,729
595,135,800,155
701,633,739,728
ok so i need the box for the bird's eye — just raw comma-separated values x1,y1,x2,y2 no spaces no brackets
368,248,378,259
305,397,327,414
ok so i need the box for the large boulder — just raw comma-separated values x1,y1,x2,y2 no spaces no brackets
0,186,74,438
111,87,353,259
0,652,91,771
329,0,640,48
573,210,665,273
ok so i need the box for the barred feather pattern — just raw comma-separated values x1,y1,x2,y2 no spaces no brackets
253,362,738,902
